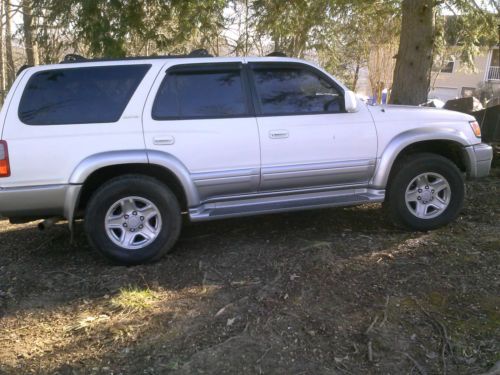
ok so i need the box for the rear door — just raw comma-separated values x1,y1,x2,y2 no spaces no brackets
248,62,377,191
142,61,260,202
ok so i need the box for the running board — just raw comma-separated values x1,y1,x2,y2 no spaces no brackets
189,188,385,222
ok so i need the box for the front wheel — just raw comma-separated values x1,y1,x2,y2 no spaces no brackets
84,175,182,265
385,153,465,231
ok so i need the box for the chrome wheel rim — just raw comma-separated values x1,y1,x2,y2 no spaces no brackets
405,172,451,219
105,196,162,250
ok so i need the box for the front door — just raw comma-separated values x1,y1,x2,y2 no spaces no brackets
248,62,377,191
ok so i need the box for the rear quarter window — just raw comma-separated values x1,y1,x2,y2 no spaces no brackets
18,64,151,125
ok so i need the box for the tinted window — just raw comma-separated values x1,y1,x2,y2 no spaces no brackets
152,69,247,119
19,65,150,125
252,67,342,115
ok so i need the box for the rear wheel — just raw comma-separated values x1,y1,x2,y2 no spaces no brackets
84,175,181,265
385,153,465,231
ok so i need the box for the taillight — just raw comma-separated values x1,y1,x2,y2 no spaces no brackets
0,140,10,177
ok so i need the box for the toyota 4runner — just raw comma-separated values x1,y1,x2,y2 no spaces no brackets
0,52,493,264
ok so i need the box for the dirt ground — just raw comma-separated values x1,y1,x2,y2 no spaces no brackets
0,168,499,375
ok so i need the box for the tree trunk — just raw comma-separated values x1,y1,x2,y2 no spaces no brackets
244,0,249,55
273,37,280,53
352,61,360,92
390,0,435,105
22,0,38,66
4,0,15,87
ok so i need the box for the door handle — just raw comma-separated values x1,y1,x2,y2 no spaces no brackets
153,136,175,145
269,130,289,139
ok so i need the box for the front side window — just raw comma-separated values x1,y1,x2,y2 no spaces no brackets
252,66,343,115
152,68,248,119
19,64,150,125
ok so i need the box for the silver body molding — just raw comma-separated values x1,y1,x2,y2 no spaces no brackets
69,148,201,205
192,168,260,201
0,149,199,220
64,185,82,229
69,150,149,183
261,159,376,190
464,143,494,179
371,127,471,188
0,184,69,218
146,150,200,206
189,186,385,221
0,140,493,222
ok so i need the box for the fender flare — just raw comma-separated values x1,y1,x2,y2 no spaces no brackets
68,150,149,184
64,150,200,225
371,127,471,188
146,149,200,206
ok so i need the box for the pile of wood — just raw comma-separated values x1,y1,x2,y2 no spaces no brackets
443,97,500,157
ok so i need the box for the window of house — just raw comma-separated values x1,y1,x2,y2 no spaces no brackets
491,48,499,67
441,61,455,73
461,87,476,97
19,65,151,125
487,49,500,80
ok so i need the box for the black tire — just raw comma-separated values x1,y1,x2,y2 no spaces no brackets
385,153,465,231
84,175,181,265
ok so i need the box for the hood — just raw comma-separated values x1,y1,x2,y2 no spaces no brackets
367,103,476,124
366,103,480,146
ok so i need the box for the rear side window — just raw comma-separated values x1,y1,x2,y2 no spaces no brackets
19,65,150,125
152,68,248,119
252,66,343,115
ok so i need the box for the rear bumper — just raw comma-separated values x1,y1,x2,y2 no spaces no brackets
0,184,81,220
465,143,493,179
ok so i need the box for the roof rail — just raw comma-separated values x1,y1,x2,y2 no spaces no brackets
63,53,87,62
188,48,212,57
16,64,33,76
60,49,214,64
266,51,287,57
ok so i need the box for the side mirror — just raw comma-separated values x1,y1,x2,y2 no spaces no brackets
344,90,358,113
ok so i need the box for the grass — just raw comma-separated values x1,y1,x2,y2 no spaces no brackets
110,286,160,313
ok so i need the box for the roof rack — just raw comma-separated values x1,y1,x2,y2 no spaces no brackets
59,49,289,64
63,53,87,62
266,51,287,57
60,48,214,64
16,64,33,76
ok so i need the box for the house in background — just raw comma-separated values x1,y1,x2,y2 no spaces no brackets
429,46,500,104
356,43,500,106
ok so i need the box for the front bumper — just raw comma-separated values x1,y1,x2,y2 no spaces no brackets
465,143,493,179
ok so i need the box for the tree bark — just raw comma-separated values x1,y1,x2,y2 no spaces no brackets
4,0,15,87
352,61,360,92
390,0,435,105
22,0,38,66
273,36,280,53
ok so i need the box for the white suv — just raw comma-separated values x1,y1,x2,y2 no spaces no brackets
0,51,493,264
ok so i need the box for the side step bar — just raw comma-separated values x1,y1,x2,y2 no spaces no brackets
189,188,385,222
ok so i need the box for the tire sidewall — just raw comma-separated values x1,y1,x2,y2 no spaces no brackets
389,155,465,231
85,176,181,265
